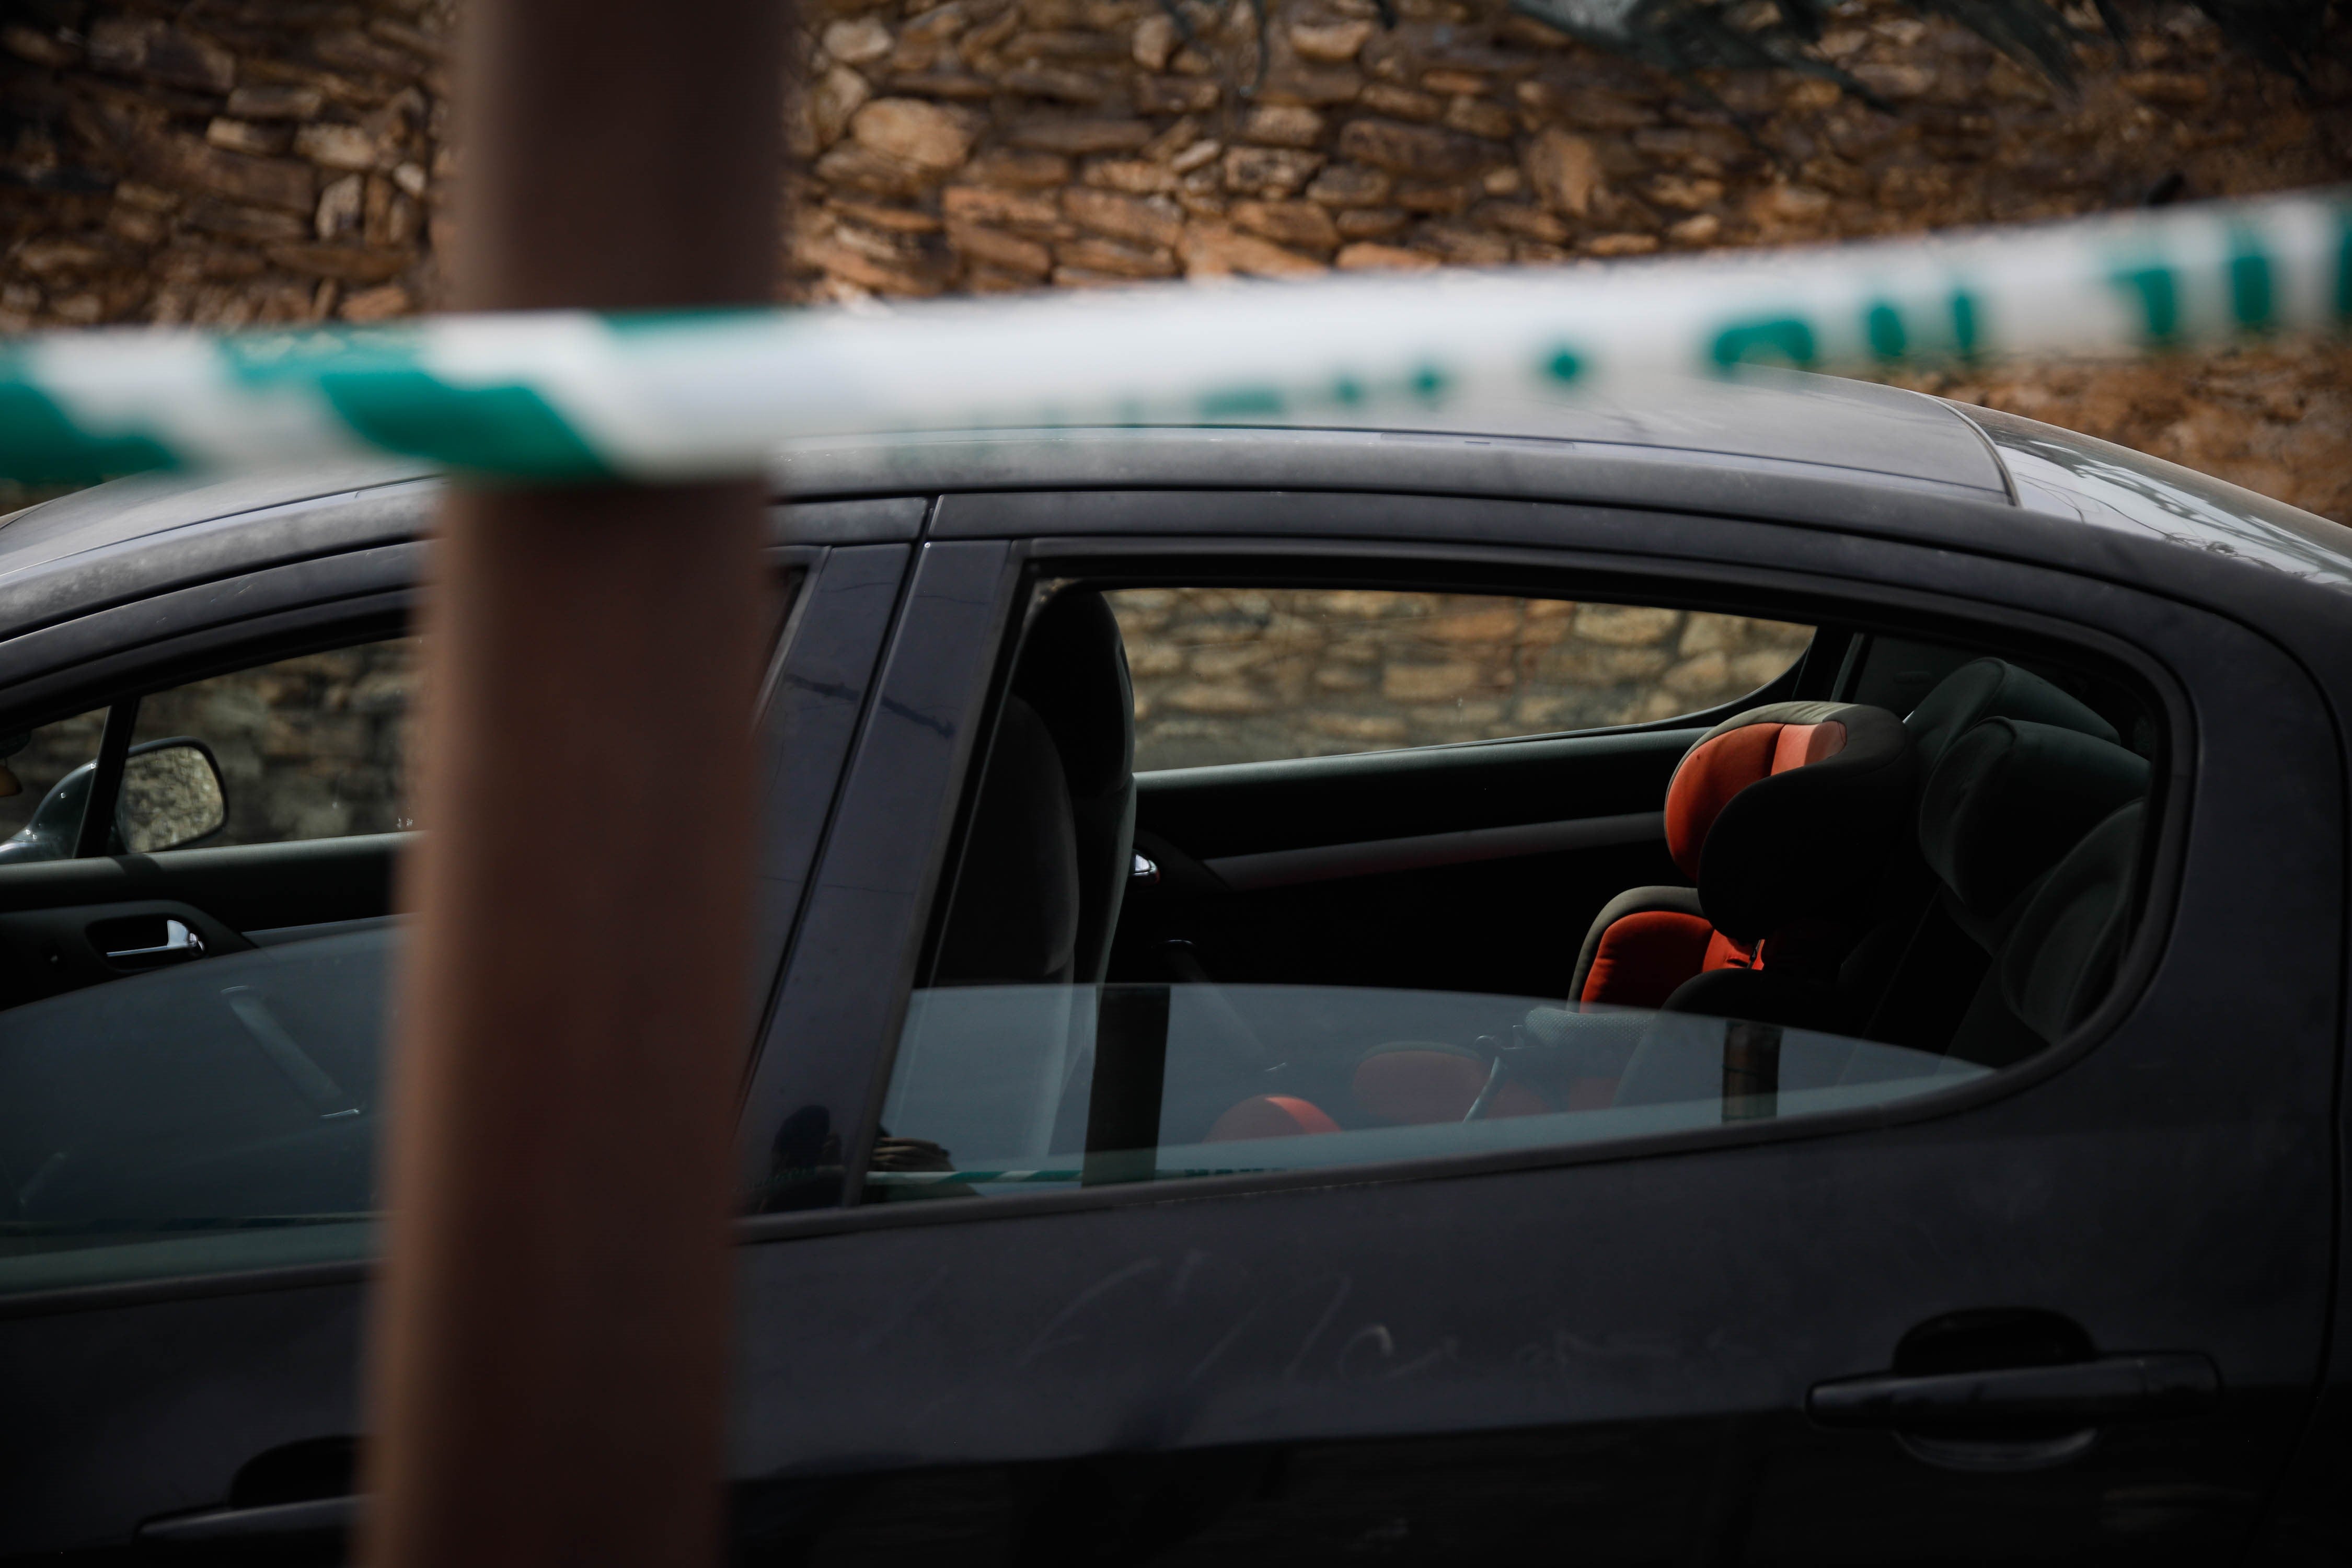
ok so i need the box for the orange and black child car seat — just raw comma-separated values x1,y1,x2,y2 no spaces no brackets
1567,700,1920,1024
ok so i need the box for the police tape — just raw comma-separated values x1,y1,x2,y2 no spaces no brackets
2,186,2346,487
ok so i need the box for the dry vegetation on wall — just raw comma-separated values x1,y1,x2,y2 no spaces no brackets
1,0,2347,517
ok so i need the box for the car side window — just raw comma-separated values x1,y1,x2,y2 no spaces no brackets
1115,589,1813,770
0,708,109,861
854,577,2163,1207
129,637,418,848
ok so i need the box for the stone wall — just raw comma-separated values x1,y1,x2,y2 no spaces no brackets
2,0,451,332
1109,586,1811,768
0,636,414,850
781,0,2348,298
3,0,2349,524
135,636,416,842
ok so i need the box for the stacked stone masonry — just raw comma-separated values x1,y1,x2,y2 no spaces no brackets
2,0,452,331
778,0,2349,297
1108,586,1812,769
0,637,414,849
2,0,2349,521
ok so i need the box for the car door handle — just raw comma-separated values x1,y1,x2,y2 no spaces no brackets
1807,1353,2219,1427
136,1494,357,1546
102,916,205,963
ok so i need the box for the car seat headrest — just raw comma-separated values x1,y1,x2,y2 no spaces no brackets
2000,802,2143,1045
932,696,1080,984
1013,587,1133,801
1666,701,1918,944
1906,657,2117,768
1919,718,2150,920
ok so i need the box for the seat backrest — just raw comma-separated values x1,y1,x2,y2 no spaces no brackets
1917,718,2151,944
1997,803,2145,1046
1012,588,1136,985
932,696,1081,985
1663,700,1918,947
1840,656,2138,1030
1866,714,2149,1058
1904,655,2119,769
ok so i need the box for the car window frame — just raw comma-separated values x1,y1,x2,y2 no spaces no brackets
736,517,2198,1242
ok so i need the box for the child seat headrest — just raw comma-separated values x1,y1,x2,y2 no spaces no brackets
1664,700,1918,944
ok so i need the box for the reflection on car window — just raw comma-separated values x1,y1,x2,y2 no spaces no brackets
131,638,417,847
1112,589,1813,771
0,928,391,1296
858,985,1982,1202
0,708,107,862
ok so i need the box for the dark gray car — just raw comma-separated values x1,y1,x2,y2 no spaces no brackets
1,373,2348,1565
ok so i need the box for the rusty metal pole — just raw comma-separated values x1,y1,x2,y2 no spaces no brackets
361,2,788,1564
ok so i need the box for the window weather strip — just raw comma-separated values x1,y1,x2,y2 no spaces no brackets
1203,811,1665,891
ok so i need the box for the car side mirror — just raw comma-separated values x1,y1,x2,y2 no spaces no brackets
118,739,228,854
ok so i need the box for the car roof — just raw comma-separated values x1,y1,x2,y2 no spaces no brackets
0,373,1999,570
3,371,2346,599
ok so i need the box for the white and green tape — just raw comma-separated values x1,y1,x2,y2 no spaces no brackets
3,187,2346,487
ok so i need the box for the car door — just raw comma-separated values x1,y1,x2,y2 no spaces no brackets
0,500,916,1563
726,492,2338,1564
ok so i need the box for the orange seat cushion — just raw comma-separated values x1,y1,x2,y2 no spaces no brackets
1205,1094,1341,1143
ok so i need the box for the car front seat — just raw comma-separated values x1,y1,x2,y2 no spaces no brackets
931,695,1082,986
1009,587,1137,985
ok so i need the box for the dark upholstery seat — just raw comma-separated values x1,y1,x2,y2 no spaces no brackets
1878,718,2149,1065
932,587,1137,986
1654,660,2143,1039
1849,664,2144,1051
1010,588,1137,984
1905,655,2126,769
933,696,1082,985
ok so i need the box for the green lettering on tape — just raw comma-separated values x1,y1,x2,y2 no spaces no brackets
2108,264,2181,345
0,382,176,486
1950,291,1980,360
1709,318,1816,370
1865,303,1906,361
224,330,609,479
319,373,611,479
2337,211,2352,324
1198,386,1286,418
2227,233,2273,331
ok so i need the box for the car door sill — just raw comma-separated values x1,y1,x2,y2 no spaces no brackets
1203,811,1665,890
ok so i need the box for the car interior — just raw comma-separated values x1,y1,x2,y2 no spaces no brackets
0,562,2165,1254
891,574,2162,1194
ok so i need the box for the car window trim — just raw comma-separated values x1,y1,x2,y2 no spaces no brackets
739,522,2202,1246
1200,809,1669,891
71,697,139,859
